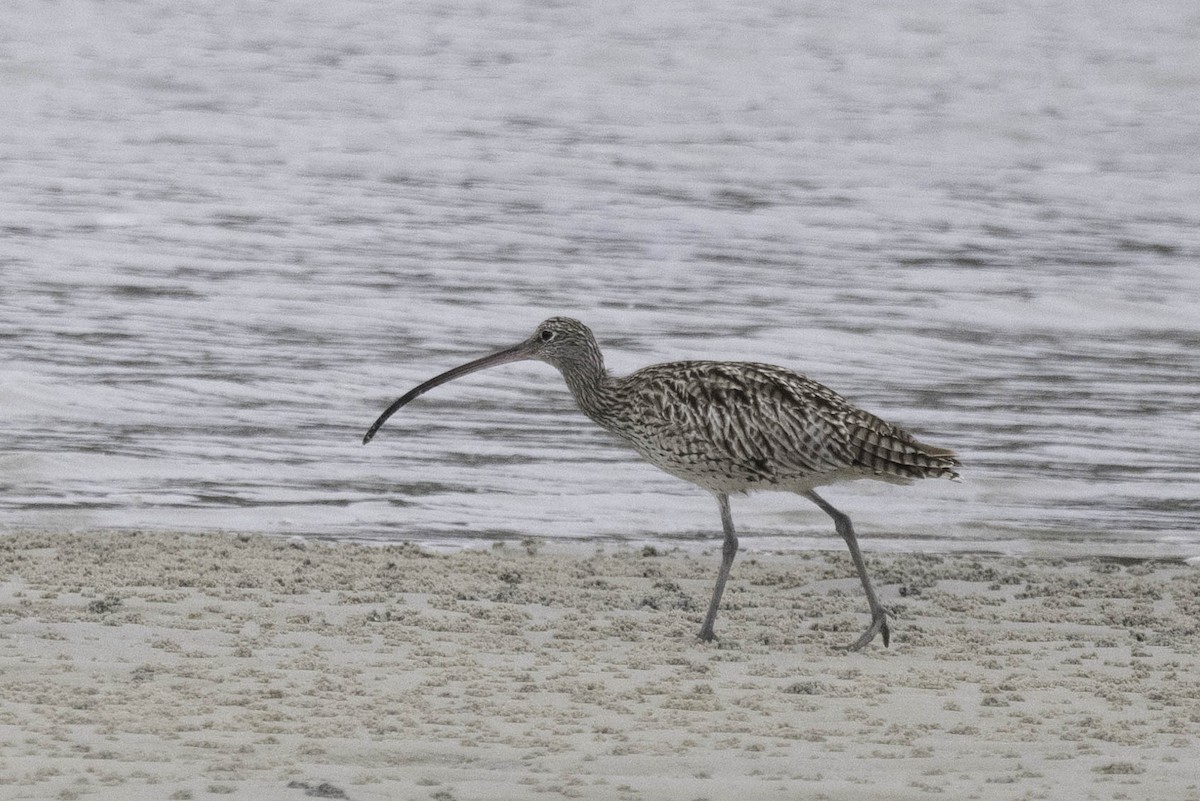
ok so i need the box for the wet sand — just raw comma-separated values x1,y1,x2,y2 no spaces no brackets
1,530,1198,800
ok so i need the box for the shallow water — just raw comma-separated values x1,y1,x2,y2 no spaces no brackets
2,0,1198,557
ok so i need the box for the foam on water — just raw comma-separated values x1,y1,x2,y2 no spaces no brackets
2,0,1199,557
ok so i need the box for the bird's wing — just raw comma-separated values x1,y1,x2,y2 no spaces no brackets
614,362,858,480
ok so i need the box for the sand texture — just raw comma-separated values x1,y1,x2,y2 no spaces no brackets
1,530,1199,800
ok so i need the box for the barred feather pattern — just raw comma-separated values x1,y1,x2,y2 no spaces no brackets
549,337,960,494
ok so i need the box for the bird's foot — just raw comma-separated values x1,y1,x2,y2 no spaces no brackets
698,625,717,643
843,610,890,651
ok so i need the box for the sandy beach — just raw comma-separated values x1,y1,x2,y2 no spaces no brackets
1,530,1198,801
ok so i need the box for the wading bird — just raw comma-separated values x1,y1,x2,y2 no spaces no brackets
364,317,960,649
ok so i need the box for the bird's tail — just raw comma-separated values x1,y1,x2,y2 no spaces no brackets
848,416,962,483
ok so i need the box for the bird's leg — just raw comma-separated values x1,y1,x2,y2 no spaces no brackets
698,493,737,642
803,490,890,650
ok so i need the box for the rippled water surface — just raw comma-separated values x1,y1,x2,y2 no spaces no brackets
3,0,1199,556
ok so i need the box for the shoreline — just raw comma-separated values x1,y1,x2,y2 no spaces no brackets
7,521,1197,563
2,529,1199,800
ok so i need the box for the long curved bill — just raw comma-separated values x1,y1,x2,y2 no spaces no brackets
362,340,536,445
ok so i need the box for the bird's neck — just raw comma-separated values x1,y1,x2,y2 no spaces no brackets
557,354,617,424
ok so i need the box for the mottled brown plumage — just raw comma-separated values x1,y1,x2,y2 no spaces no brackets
364,317,960,650
583,359,958,493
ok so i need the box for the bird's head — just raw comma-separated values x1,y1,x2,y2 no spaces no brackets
523,316,601,371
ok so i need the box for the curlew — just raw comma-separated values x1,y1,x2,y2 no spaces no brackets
363,317,960,650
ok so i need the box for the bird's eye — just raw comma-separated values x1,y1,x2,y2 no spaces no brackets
540,330,555,342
